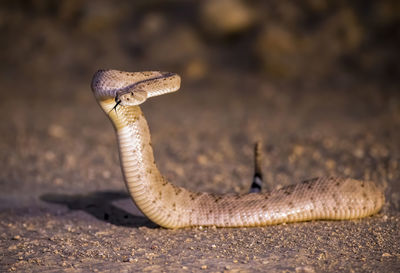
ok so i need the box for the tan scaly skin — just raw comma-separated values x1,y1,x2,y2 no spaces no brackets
91,69,385,229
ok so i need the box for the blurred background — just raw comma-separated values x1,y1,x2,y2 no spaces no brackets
0,0,399,207
1,0,399,90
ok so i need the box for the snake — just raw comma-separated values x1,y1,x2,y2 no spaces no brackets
91,69,385,228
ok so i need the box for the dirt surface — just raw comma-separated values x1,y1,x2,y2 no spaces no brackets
1,73,400,272
1,1,400,272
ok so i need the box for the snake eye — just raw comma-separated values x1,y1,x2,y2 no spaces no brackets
118,89,148,106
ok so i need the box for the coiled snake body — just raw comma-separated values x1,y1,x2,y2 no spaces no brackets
91,69,384,228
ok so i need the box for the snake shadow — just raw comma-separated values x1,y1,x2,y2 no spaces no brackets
40,191,157,228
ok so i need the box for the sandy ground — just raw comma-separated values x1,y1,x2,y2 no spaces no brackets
0,70,399,272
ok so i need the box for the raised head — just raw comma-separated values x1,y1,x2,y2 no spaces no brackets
91,69,181,107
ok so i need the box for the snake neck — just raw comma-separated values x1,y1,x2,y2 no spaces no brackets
96,99,384,229
98,99,192,228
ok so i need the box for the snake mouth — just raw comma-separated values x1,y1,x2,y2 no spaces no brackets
108,90,148,115
108,98,122,115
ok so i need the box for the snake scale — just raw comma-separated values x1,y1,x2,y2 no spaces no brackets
91,69,385,228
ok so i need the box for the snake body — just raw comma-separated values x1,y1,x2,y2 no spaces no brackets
91,69,385,228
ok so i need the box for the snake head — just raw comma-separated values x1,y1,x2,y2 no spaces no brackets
116,89,148,106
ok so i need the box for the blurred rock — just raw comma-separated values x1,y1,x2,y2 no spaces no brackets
317,8,364,56
138,13,167,40
79,1,126,34
184,59,207,80
309,8,364,76
255,7,365,79
255,24,303,78
199,0,258,37
144,26,206,71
